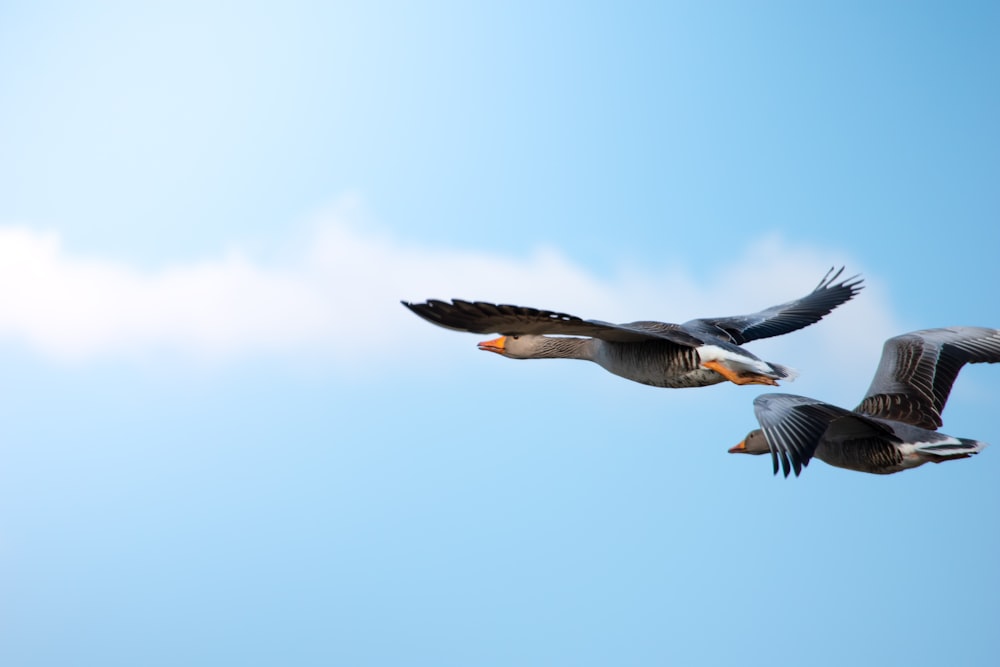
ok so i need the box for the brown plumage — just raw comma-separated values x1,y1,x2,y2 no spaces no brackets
731,327,1000,476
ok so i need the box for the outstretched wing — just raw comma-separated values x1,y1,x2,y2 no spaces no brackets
401,300,704,346
753,393,891,477
855,327,1000,429
683,267,864,345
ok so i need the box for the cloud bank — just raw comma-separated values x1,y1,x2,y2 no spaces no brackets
0,197,899,386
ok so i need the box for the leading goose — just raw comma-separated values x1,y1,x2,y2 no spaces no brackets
730,327,1000,476
402,267,862,389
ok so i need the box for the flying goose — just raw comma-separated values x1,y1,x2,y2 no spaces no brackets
730,327,1000,476
402,267,862,389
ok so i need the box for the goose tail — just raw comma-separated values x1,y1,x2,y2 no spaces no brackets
696,345,798,386
767,362,798,382
919,438,988,463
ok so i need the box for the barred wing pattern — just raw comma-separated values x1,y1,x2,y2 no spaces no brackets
752,393,896,477
855,327,1000,429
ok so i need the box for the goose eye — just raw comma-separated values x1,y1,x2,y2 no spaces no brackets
510,335,520,340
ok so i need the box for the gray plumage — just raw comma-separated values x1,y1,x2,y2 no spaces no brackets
732,327,1000,476
855,327,1000,428
402,267,862,389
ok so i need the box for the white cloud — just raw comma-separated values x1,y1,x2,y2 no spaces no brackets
0,196,901,389
0,227,334,362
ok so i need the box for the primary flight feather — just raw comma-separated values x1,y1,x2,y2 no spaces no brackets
731,326,1000,476
403,267,863,389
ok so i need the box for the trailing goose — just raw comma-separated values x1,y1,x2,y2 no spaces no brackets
730,327,1000,476
402,267,862,389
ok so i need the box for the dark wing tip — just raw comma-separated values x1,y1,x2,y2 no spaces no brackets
815,265,865,295
400,298,472,330
754,394,836,479
791,454,803,477
400,298,426,313
778,448,793,478
814,266,844,290
401,299,433,313
400,298,596,335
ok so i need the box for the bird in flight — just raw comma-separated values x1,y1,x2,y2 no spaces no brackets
730,327,1000,476
403,267,862,389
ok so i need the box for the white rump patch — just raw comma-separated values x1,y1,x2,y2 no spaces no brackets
696,344,775,375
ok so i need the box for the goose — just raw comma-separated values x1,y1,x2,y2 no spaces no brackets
730,327,1000,476
402,267,862,389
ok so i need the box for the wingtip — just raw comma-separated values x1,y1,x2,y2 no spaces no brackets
401,298,450,325
843,275,866,294
814,266,842,290
816,265,865,294
400,299,427,314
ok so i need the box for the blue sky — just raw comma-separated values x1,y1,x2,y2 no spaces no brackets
1,2,999,665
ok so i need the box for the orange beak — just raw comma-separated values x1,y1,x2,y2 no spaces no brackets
477,335,507,355
728,440,747,454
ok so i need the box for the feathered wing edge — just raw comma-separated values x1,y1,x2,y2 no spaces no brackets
684,266,864,345
752,393,894,477
856,327,1000,429
401,299,705,345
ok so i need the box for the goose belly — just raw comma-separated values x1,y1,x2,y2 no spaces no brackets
815,438,908,475
596,343,721,388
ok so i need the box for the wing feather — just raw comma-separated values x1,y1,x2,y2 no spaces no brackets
401,300,704,346
753,393,890,477
856,327,1000,428
683,267,864,344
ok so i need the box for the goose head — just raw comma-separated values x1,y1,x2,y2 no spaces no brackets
729,429,770,455
477,334,550,359
477,334,592,360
